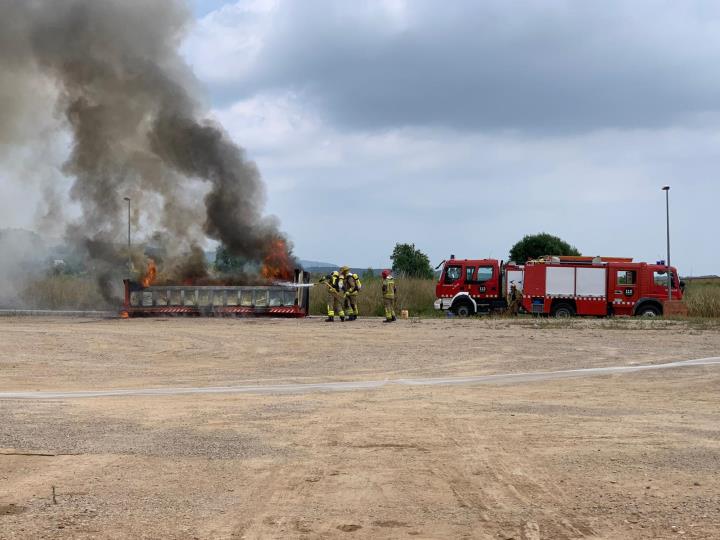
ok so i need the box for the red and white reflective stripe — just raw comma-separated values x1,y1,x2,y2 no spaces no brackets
128,305,303,316
131,307,194,313
523,295,606,302
220,307,255,313
268,307,301,314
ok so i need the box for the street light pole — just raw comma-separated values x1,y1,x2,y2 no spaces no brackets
661,186,671,301
124,197,131,279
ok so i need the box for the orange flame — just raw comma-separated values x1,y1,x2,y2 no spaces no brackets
261,239,294,281
141,258,157,287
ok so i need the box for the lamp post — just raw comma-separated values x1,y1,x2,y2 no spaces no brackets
124,197,131,278
661,186,671,300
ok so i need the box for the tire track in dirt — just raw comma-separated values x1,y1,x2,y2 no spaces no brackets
431,418,598,539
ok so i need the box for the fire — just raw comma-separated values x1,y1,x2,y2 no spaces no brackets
261,239,294,281
141,258,157,287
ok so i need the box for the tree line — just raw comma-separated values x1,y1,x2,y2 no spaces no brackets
389,233,580,278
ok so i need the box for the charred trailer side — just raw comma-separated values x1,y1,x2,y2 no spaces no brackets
121,269,311,318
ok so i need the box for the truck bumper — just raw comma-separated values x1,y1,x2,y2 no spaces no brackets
434,298,451,310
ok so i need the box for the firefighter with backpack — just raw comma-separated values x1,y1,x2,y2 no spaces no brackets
319,270,345,322
340,266,362,321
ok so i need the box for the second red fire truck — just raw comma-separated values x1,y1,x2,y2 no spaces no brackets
434,255,683,317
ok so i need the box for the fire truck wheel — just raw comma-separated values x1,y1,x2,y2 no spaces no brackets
551,302,575,318
636,303,661,317
453,301,474,317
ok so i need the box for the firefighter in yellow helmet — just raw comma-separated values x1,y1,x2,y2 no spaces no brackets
340,265,362,321
318,270,345,322
381,269,396,323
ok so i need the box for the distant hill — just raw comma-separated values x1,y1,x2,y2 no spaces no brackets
298,259,337,268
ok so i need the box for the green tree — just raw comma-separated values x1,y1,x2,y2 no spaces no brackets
362,267,376,281
509,233,580,263
390,243,434,279
215,245,246,273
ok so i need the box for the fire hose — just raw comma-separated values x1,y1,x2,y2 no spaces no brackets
1,357,718,400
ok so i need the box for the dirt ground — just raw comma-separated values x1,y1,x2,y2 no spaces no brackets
1,316,719,539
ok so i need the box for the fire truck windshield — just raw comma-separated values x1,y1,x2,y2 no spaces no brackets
653,270,678,288
444,265,462,284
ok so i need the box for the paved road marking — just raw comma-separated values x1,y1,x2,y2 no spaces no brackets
1,357,718,400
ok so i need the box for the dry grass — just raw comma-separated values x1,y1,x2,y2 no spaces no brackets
683,278,720,318
18,273,719,319
309,276,437,317
21,275,111,310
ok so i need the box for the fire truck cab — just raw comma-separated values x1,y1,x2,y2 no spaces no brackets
434,257,524,316
521,256,684,317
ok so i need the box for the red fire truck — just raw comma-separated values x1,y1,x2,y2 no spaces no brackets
435,255,684,317
434,256,524,316
520,256,683,317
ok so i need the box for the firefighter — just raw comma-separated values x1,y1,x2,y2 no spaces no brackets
340,266,362,321
319,271,345,322
381,269,396,323
508,281,522,316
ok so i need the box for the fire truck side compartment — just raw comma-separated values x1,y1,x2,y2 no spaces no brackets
576,267,606,297
546,267,575,296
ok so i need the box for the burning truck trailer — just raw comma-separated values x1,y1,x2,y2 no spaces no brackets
121,269,311,318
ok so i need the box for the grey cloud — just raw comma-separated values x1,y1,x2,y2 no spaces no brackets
207,0,720,133
247,124,719,275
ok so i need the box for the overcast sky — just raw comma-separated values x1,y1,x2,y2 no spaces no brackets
4,1,719,274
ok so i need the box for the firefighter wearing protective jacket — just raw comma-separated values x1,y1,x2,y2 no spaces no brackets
381,269,396,323
319,271,345,322
340,266,362,321
508,281,522,316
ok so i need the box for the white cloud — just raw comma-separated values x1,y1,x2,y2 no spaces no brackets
205,90,718,273
182,0,278,90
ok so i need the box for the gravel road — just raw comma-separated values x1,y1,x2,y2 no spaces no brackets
1,317,719,539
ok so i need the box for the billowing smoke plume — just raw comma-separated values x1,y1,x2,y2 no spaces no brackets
0,0,293,299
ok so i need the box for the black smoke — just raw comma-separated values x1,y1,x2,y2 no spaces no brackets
0,0,292,295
